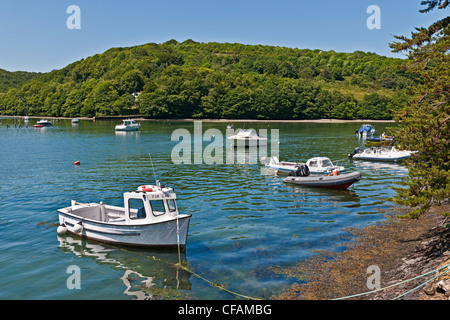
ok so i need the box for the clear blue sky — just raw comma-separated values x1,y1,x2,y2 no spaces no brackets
0,0,448,72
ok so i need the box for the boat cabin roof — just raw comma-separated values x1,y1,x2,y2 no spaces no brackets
125,185,176,200
236,129,258,136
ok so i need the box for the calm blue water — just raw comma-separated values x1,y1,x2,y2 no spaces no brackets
0,118,407,300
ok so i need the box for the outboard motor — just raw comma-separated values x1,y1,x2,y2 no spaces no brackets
291,164,310,177
348,147,362,158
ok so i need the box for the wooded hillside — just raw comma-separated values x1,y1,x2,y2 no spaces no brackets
0,40,418,119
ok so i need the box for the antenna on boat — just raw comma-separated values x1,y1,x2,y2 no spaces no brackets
148,153,160,189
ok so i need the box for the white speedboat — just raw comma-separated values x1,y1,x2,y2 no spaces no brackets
306,157,345,174
115,119,140,131
36,119,52,126
228,129,267,147
265,156,307,175
348,146,414,162
56,182,191,249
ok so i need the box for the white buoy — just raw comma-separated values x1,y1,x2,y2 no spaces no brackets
73,221,83,233
57,224,67,235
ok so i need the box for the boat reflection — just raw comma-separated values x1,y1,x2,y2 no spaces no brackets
351,159,408,173
57,235,191,299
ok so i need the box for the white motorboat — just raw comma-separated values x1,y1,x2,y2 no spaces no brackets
115,119,140,131
71,118,79,124
306,157,345,174
265,156,307,175
265,156,344,175
228,129,267,147
348,146,414,162
36,119,52,126
56,182,191,249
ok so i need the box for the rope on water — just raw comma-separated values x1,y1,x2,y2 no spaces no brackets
109,242,263,300
331,262,450,300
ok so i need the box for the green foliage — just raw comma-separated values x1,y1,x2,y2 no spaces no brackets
0,41,417,118
0,68,41,93
390,2,449,218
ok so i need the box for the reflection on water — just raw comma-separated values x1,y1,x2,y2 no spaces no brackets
57,235,191,300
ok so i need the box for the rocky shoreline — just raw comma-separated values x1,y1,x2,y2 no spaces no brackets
275,204,450,300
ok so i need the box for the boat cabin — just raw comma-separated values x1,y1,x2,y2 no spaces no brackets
306,157,344,173
120,185,178,223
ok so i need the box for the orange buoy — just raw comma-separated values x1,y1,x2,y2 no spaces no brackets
138,185,156,192
74,161,80,165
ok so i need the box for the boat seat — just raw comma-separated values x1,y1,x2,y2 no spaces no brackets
107,212,125,222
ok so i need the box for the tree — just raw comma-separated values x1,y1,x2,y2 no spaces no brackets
390,1,449,218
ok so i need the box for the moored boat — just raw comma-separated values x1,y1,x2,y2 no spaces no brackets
265,156,306,175
228,129,267,147
348,146,414,162
283,171,362,189
356,124,375,137
115,119,140,131
56,182,191,249
37,119,52,126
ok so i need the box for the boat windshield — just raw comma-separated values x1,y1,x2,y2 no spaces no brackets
322,159,332,167
150,200,166,216
167,199,177,212
309,160,318,167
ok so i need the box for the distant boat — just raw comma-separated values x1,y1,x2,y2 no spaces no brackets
71,118,79,124
226,124,234,129
348,147,414,162
356,124,375,137
115,119,140,131
227,129,267,147
36,119,52,126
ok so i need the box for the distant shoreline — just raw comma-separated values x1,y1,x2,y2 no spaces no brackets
0,115,395,124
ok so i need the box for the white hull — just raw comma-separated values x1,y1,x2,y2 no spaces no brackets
352,154,411,162
230,138,267,147
115,125,139,131
349,147,414,162
115,119,140,131
58,209,191,248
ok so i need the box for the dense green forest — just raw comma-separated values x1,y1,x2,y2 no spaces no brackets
0,68,41,93
0,40,418,119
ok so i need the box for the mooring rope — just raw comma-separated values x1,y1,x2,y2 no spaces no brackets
106,242,262,300
331,262,450,300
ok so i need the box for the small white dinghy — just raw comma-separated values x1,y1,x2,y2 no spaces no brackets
57,182,191,249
